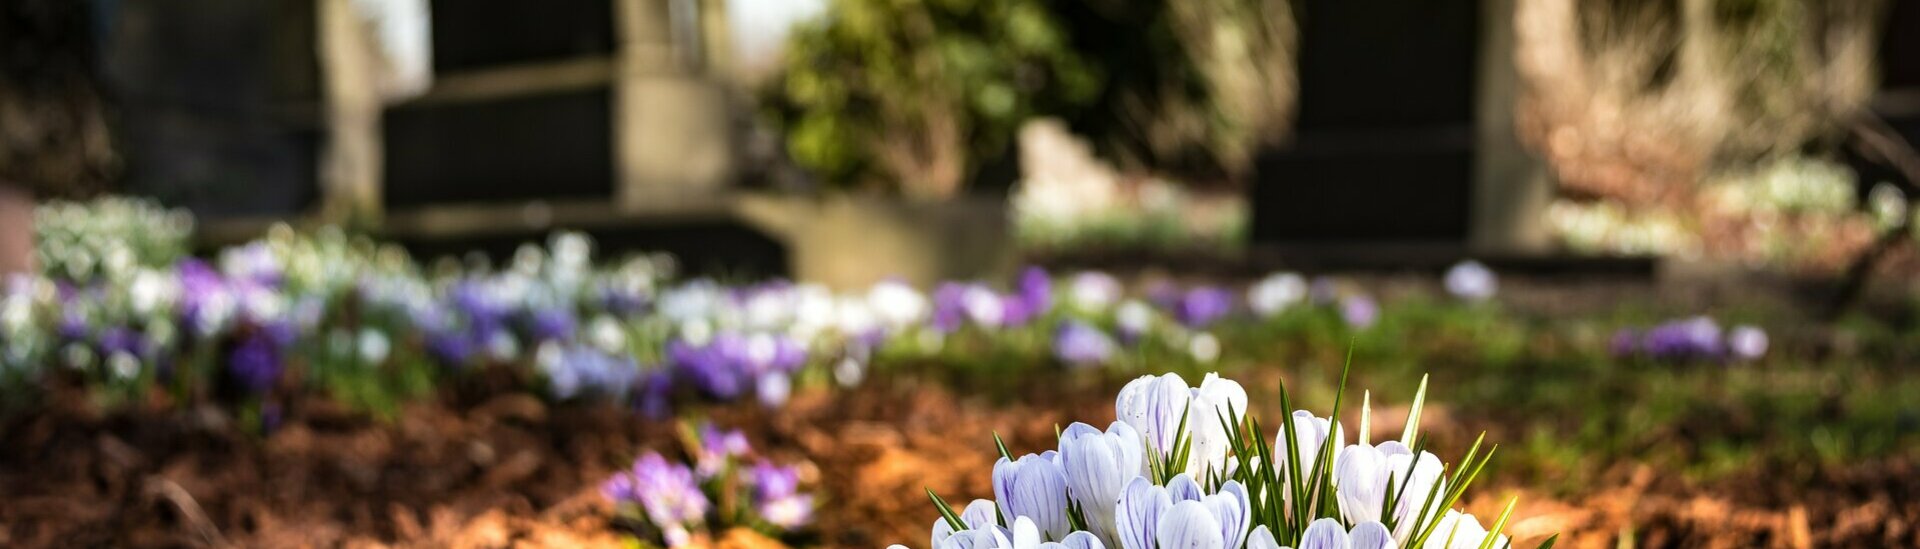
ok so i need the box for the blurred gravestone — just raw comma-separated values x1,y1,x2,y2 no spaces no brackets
382,0,619,208
1251,0,1547,263
381,0,736,210
1876,0,1920,153
100,0,323,220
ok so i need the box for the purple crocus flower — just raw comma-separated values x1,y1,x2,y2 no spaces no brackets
57,310,89,340
426,329,476,367
1617,316,1732,362
931,283,968,333
1016,266,1053,317
97,326,148,358
998,292,1037,327
541,344,641,400
599,286,651,317
602,452,710,546
1340,294,1379,329
228,330,284,393
960,284,1008,329
695,425,753,479
1176,287,1234,329
749,460,814,530
669,337,746,399
1053,321,1116,367
738,333,807,375
526,308,578,342
176,260,234,336
637,370,675,420
1643,316,1722,360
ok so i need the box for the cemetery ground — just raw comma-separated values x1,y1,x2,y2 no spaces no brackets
1,274,1916,548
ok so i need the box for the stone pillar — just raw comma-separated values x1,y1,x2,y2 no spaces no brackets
0,185,34,275
1469,0,1553,254
318,0,386,227
614,0,734,209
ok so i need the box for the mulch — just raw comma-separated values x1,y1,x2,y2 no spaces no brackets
2,370,1915,548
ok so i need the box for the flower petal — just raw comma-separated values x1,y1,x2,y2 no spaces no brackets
1246,525,1289,549
1155,500,1226,549
1350,521,1396,549
1206,481,1252,549
1166,473,1205,503
1299,518,1352,549
1334,444,1388,525
1114,476,1170,549
1060,531,1107,549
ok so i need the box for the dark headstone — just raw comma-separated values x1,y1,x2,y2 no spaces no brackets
1253,0,1479,245
430,0,617,73
99,0,322,218
383,89,615,207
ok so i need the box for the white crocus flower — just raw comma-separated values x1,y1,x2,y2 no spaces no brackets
1276,411,1346,495
995,454,1073,541
1443,261,1497,302
1262,518,1398,549
128,269,179,316
1068,272,1123,313
588,315,627,353
1059,422,1145,546
1185,374,1247,480
918,503,1105,549
1116,300,1154,336
1116,374,1192,464
1247,272,1307,317
932,499,1006,547
1114,476,1249,549
835,296,879,338
1420,511,1505,549
1115,373,1248,482
869,279,929,328
357,328,392,364
1334,441,1447,542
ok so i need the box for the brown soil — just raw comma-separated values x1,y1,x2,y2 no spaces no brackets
1,371,1914,549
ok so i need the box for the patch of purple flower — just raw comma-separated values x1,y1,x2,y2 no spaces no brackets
1340,294,1379,329
603,452,710,547
668,332,808,401
1052,320,1116,367
228,329,285,393
748,461,814,529
1613,317,1767,362
1174,286,1234,329
539,343,642,400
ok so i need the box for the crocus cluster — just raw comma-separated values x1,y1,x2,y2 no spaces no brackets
34,196,194,282
11,197,1528,423
898,372,1539,549
603,423,815,546
1611,317,1768,363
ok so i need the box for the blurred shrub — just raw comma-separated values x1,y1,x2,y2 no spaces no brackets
1517,0,1884,203
762,0,1298,198
1546,156,1900,272
768,0,1103,199
35,196,193,281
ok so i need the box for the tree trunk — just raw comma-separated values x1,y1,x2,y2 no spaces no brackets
0,184,34,275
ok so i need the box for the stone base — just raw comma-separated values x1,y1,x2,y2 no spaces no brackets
738,194,1014,290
